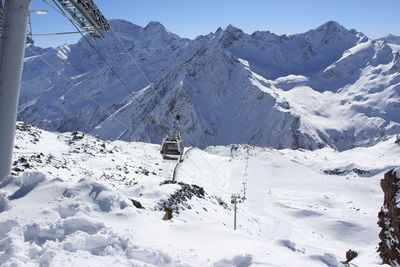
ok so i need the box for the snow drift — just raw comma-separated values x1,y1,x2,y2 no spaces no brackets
1,123,400,266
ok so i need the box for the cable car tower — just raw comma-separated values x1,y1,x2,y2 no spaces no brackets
54,0,110,39
0,0,110,181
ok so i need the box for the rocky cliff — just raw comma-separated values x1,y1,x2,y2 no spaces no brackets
378,168,400,265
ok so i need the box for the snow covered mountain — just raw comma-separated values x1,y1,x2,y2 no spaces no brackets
378,34,400,45
20,20,400,150
1,123,399,266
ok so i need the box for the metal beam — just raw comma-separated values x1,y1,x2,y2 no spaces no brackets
0,0,31,180
55,0,109,39
32,30,93,36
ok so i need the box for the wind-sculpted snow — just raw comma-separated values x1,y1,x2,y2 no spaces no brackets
1,124,400,265
19,20,400,150
0,173,178,266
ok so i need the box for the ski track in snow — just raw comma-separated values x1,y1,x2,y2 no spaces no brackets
0,123,399,266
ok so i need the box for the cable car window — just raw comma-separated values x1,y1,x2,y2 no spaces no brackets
166,143,178,149
161,142,180,155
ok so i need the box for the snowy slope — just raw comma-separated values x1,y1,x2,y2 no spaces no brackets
1,123,399,266
19,20,400,150
20,20,189,133
92,44,324,149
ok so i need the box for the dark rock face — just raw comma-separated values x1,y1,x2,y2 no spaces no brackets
162,207,173,221
378,168,400,265
158,180,205,214
129,198,144,209
341,249,358,265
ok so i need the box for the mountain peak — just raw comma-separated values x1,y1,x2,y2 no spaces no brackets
299,20,365,47
109,19,136,27
215,27,223,34
378,34,400,45
144,21,167,31
217,24,245,46
315,20,347,33
225,24,243,33
108,19,142,35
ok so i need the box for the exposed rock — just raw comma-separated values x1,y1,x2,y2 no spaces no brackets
16,122,42,144
323,168,370,176
129,198,144,209
213,196,229,210
351,168,370,175
72,131,85,141
377,168,400,265
341,249,358,265
158,180,205,214
162,207,173,220
135,167,149,176
323,168,346,175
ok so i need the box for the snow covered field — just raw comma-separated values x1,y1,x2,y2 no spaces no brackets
1,123,399,266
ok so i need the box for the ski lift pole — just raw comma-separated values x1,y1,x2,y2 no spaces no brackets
0,0,31,181
242,182,247,201
231,194,241,230
234,199,237,230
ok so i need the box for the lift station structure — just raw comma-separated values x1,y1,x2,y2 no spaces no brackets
0,0,109,180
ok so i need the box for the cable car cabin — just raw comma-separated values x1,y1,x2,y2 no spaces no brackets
160,136,184,160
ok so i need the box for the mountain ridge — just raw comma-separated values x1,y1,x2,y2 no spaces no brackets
19,19,400,150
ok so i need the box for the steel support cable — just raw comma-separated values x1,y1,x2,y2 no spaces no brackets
26,46,133,135
46,0,143,103
26,47,169,166
107,23,219,178
44,0,151,124
43,0,217,179
43,1,193,170
39,0,208,183
32,31,94,36
173,79,219,176
106,24,209,177
43,0,176,131
48,0,134,96
108,25,152,85
43,0,177,170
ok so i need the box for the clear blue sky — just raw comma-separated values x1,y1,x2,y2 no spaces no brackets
30,0,400,48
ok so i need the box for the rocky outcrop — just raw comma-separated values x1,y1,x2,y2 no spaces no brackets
377,168,400,265
129,198,144,209
158,180,205,214
341,249,358,265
